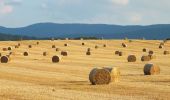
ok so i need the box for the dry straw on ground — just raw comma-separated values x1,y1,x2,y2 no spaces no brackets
0,56,10,63
9,52,13,55
89,68,111,85
143,63,160,75
127,55,137,62
103,67,120,82
0,53,1,57
52,55,60,63
61,51,68,56
160,42,164,46
141,55,151,61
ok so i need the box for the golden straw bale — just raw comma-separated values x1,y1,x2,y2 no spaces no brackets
164,51,170,55
86,51,91,55
122,43,127,47
148,54,156,60
148,50,154,55
23,52,29,56
89,68,111,85
61,51,68,56
103,67,120,82
0,56,10,63
144,64,160,75
127,55,136,62
52,45,56,48
141,55,151,61
52,55,61,63
143,48,147,52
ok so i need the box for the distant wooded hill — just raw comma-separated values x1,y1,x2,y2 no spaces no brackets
0,23,170,40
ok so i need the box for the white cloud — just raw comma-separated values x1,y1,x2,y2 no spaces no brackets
129,14,142,23
0,0,14,14
110,0,129,6
0,5,13,14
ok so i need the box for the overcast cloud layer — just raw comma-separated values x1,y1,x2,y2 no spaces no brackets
0,0,170,27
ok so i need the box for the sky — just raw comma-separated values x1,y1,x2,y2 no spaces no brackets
0,0,170,27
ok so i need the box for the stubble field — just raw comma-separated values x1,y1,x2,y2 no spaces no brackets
0,40,170,100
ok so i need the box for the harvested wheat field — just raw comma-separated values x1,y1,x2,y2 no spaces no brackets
0,40,170,100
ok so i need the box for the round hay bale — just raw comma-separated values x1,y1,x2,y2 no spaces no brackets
87,48,91,51
127,55,136,62
8,47,12,50
103,67,120,82
28,45,32,48
56,48,60,51
143,64,160,75
23,52,29,56
122,43,127,47
52,55,60,63
43,52,48,56
9,52,13,55
95,45,98,49
141,55,151,61
0,56,10,63
64,44,68,47
159,45,163,49
86,51,91,55
143,48,147,52
15,45,19,48
61,51,68,56
148,54,156,59
52,45,56,48
115,51,120,55
2,48,7,51
36,42,39,45
148,50,154,55
164,51,170,55
119,52,123,56
18,43,21,46
82,43,85,46
89,68,111,85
